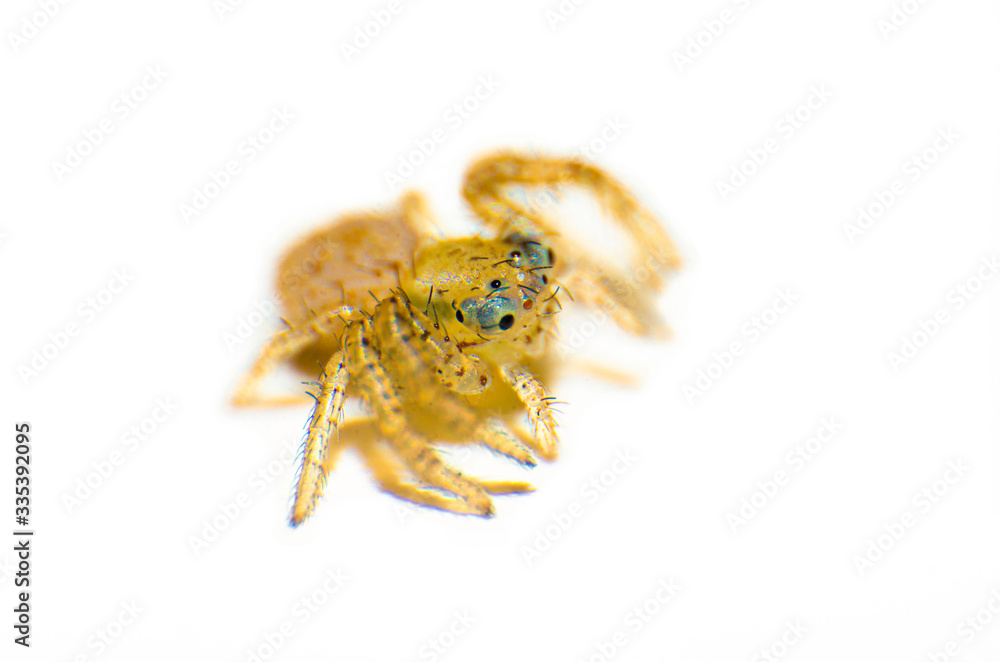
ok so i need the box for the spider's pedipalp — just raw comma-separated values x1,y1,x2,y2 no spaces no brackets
388,295,492,394
500,363,559,460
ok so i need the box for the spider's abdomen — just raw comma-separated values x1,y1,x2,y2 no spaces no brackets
276,211,420,328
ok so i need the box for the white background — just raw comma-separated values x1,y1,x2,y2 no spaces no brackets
3,0,999,660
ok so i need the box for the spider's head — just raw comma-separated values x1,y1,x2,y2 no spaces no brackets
411,234,557,346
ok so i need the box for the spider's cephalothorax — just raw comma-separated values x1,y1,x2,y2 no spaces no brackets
233,152,681,526
407,233,557,356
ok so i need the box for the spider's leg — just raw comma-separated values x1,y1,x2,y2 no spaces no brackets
476,479,536,495
290,349,350,527
463,152,681,338
463,151,681,279
557,357,639,387
427,408,538,468
468,417,538,468
499,364,559,461
399,190,446,240
320,360,535,508
376,294,537,467
345,319,495,516
320,418,376,474
356,435,534,514
231,305,363,407
557,262,672,338
355,436,488,515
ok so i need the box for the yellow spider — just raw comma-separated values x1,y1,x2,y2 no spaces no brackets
233,152,681,526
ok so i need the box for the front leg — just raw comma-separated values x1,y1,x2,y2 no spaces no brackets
500,364,560,460
232,304,363,407
290,349,350,526
462,152,682,283
346,319,495,516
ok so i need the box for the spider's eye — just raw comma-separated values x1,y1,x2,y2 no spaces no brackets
547,248,555,265
510,250,521,259
490,279,502,289
455,309,464,323
475,296,516,331
518,240,550,268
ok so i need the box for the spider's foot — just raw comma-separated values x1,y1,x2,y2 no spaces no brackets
532,416,559,461
480,480,535,495
474,418,538,468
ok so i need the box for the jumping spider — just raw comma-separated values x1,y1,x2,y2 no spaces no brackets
233,152,681,526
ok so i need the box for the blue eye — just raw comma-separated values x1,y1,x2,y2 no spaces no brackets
476,297,516,329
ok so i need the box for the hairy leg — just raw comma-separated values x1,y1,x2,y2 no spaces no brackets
345,320,495,516
558,263,672,338
463,151,681,278
373,294,537,466
356,436,484,515
290,350,349,526
232,305,363,407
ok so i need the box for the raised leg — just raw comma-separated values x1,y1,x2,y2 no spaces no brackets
399,190,445,240
463,152,682,279
558,263,672,338
462,152,681,337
